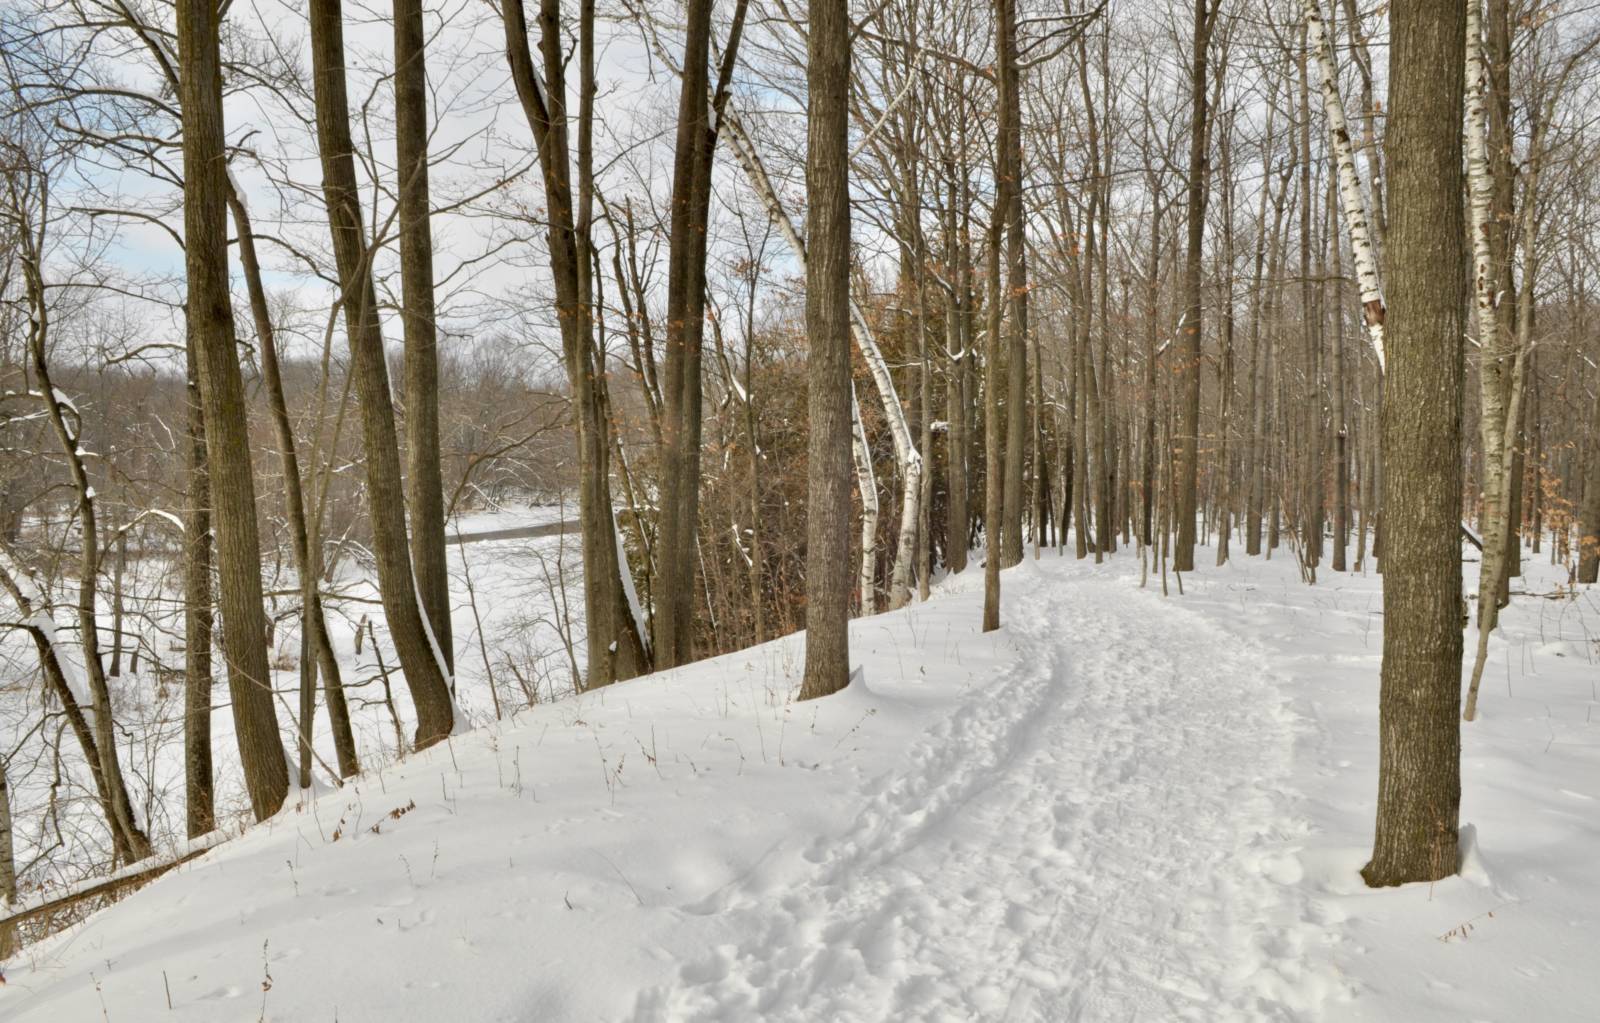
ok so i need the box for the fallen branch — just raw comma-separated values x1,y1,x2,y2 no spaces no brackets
0,831,229,939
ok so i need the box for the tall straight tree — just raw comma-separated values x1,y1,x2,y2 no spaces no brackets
181,332,214,836
1175,0,1216,573
996,0,1027,569
502,0,649,687
177,0,288,819
797,0,852,700
654,0,750,669
394,0,452,673
229,192,360,778
308,0,455,744
982,199,1005,630
1362,0,1465,888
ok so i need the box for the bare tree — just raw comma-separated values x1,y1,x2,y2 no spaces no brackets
306,0,455,742
394,0,453,675
501,0,649,687
653,0,750,668
798,0,853,700
1363,0,1465,889
1174,0,1218,573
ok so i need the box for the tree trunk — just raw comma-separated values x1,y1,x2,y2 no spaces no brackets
716,100,922,613
181,331,215,836
229,191,359,778
20,235,153,858
180,0,290,820
998,0,1028,569
1304,0,1388,369
655,0,717,667
394,0,453,674
309,0,456,740
798,0,853,700
945,163,971,574
851,390,880,615
1175,0,1213,572
1362,0,1465,888
0,760,15,959
983,193,1005,630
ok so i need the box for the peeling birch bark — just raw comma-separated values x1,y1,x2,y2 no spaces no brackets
1302,0,1387,372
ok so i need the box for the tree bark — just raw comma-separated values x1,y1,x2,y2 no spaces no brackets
1175,0,1214,572
1303,0,1388,369
798,0,853,700
394,0,453,674
181,330,214,836
997,0,1028,569
983,198,1005,630
1363,0,1465,888
944,162,970,574
653,0,753,665
229,191,359,778
179,0,290,819
0,760,15,958
309,0,456,740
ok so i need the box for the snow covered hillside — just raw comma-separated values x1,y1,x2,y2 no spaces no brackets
2,548,1596,1021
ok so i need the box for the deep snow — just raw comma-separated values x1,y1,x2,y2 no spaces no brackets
3,542,1596,1021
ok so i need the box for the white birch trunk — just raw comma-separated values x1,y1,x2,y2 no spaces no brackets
1465,0,1498,354
1464,0,1509,648
1303,0,1387,372
851,386,880,616
721,109,923,611
1465,27,1549,719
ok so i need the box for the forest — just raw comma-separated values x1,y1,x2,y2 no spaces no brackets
1,0,1597,1017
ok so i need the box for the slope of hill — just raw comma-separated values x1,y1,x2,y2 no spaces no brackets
3,547,1595,1021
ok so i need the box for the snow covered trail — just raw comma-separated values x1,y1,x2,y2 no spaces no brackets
639,564,1346,1021
19,545,1594,1020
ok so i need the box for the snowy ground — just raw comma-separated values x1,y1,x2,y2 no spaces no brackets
2,539,1596,1021
0,504,582,906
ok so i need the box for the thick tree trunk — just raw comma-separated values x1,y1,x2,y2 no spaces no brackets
1362,0,1465,888
180,0,290,819
716,102,921,611
983,198,1005,630
798,0,853,700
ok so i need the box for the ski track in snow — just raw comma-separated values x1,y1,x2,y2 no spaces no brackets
638,570,1344,1021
